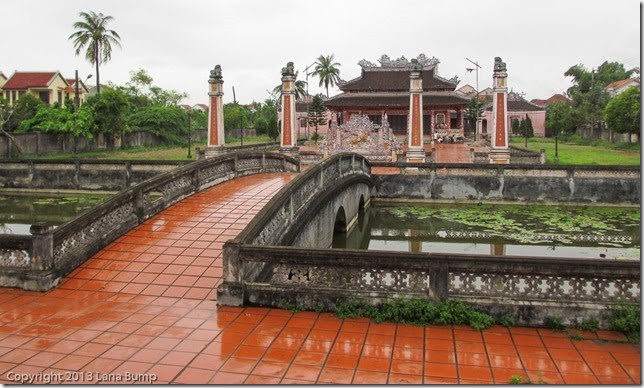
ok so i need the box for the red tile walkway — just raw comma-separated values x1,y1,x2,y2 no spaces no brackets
0,173,640,384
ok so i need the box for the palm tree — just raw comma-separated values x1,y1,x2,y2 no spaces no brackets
69,11,122,94
312,54,341,98
272,71,307,100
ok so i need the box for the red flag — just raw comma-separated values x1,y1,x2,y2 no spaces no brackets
466,68,475,73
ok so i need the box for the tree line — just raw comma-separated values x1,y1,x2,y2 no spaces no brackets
547,61,639,142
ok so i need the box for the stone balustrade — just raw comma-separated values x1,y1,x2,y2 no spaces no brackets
219,153,372,306
223,244,640,327
0,152,299,291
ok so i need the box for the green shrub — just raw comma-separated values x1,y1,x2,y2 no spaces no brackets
608,302,640,343
333,299,494,330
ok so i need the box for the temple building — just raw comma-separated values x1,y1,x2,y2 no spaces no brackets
324,54,470,138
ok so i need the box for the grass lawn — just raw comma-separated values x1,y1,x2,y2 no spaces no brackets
510,138,641,165
33,135,276,161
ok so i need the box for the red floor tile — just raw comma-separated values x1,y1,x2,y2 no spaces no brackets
208,371,247,384
317,366,355,384
425,362,458,378
389,372,424,384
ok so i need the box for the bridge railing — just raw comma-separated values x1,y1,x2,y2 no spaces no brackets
223,243,640,327
219,153,372,305
0,152,299,291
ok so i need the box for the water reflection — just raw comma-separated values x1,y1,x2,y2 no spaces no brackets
334,204,640,260
0,193,109,234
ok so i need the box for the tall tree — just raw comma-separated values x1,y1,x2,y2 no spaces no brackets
564,61,638,133
312,54,341,98
0,98,23,157
604,86,640,143
3,94,44,132
69,11,122,94
546,101,576,136
85,88,130,142
307,95,326,143
522,114,534,147
464,97,484,131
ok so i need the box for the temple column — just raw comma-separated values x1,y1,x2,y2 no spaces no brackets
279,62,298,156
205,65,225,158
489,57,510,164
406,59,425,163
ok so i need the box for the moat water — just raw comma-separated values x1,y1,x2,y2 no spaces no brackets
0,193,110,235
334,203,640,260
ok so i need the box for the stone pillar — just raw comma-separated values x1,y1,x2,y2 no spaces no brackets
406,59,425,163
279,62,298,156
329,112,339,149
30,223,54,271
476,117,483,142
489,57,510,164
205,65,225,158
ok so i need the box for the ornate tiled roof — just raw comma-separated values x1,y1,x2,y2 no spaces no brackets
340,69,458,92
324,92,469,109
339,54,459,92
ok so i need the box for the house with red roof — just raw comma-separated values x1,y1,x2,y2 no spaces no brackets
179,104,192,111
64,78,90,105
531,93,571,108
482,92,546,137
192,103,208,112
605,78,640,96
0,72,7,90
1,71,88,107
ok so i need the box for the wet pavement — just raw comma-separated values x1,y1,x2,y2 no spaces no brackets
0,173,640,384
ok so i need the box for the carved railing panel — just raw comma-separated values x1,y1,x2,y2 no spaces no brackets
54,202,137,265
0,248,30,268
270,264,430,294
450,272,640,304
237,156,262,172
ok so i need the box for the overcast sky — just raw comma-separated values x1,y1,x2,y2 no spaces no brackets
2,0,641,105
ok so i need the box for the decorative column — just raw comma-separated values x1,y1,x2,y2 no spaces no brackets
279,62,298,156
205,65,225,158
329,112,339,149
405,58,425,163
489,57,511,164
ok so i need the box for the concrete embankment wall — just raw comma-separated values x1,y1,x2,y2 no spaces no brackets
371,163,640,205
0,161,189,191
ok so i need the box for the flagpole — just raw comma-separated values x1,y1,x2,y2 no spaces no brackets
466,58,482,141
466,58,481,100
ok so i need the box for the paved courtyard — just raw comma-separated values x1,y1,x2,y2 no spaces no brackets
0,173,640,384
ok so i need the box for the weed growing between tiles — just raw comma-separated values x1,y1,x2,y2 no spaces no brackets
283,298,643,341
509,373,546,385
333,299,495,330
607,302,641,343
543,304,641,344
